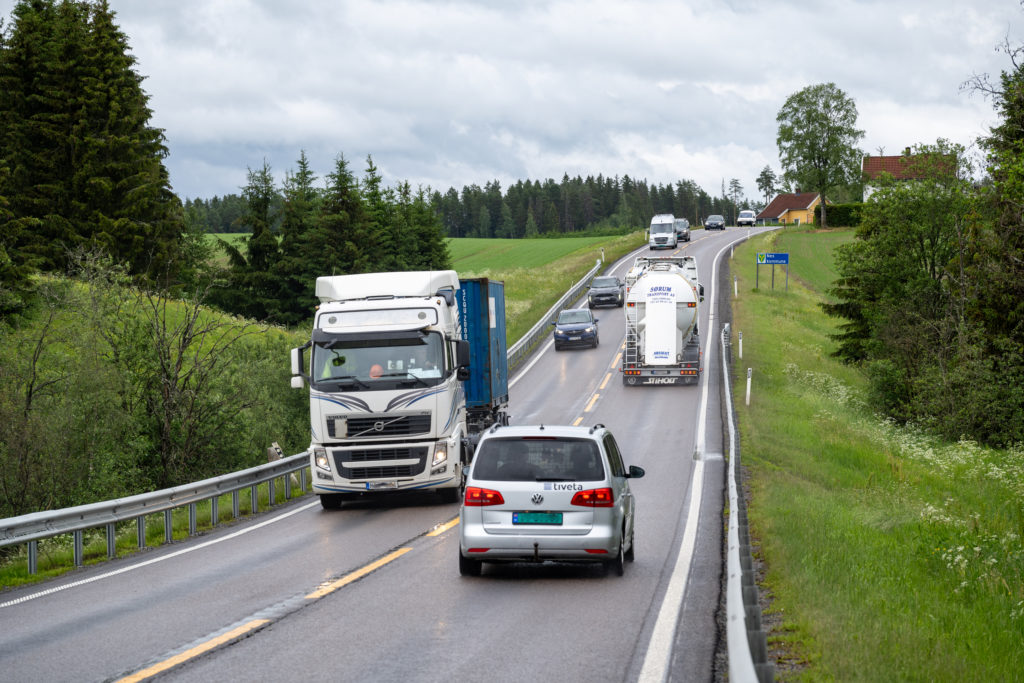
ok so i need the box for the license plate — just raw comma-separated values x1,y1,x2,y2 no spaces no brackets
569,336,581,341
513,511,563,525
366,481,398,490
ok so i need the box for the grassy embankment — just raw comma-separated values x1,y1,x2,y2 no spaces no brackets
731,227,1024,681
1,233,643,587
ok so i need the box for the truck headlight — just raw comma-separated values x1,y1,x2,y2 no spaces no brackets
432,443,448,468
314,447,331,471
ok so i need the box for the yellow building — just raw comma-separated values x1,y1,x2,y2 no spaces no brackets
755,192,826,225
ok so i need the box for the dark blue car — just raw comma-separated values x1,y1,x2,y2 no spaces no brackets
552,308,599,350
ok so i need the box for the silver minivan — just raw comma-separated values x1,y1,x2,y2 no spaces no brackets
459,424,645,576
648,214,678,250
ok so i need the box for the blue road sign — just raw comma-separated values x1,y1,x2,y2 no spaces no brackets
757,252,789,265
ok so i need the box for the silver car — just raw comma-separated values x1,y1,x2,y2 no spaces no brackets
459,424,645,576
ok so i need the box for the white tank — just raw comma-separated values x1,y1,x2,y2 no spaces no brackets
625,263,700,365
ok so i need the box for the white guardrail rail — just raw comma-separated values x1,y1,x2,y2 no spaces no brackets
722,321,775,682
0,259,604,574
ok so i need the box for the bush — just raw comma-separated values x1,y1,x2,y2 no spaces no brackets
815,202,862,226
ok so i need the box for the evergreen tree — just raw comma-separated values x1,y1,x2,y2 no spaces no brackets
362,154,402,271
0,0,183,280
272,150,319,325
310,153,370,277
212,161,280,319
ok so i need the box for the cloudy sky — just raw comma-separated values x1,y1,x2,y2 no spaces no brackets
2,0,1021,201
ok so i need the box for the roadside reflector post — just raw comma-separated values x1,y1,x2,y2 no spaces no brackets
734,275,738,298
739,331,743,360
746,368,752,406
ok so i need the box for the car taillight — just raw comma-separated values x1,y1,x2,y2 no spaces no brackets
464,487,504,506
571,488,614,507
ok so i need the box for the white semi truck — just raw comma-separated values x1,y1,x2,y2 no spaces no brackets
621,256,704,386
289,271,509,508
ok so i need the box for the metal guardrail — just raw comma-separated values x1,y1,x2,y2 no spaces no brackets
1,452,309,574
507,258,602,371
722,322,775,682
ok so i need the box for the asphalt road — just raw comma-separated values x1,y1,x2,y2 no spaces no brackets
0,225,776,683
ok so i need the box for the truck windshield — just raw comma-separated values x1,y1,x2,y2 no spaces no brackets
312,331,446,390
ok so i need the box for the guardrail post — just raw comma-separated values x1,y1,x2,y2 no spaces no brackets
232,490,240,519
211,496,219,527
250,485,258,514
137,516,146,549
300,468,307,493
164,510,173,544
28,540,37,575
268,478,276,507
106,522,116,559
73,530,83,567
188,503,197,536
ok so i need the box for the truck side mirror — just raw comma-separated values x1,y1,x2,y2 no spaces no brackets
456,340,471,381
290,347,306,388
456,339,470,367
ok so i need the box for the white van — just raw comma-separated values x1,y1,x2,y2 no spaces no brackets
648,214,678,250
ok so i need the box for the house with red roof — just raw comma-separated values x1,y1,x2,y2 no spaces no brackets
862,148,952,199
755,192,825,226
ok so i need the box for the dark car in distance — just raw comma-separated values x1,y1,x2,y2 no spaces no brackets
587,276,624,308
705,214,725,230
552,308,599,350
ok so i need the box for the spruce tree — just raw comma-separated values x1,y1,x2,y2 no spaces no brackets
306,154,369,278
0,0,183,280
272,150,320,326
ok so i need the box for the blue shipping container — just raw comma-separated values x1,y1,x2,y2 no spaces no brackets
458,278,509,410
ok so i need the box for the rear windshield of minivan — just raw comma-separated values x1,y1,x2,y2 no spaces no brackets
472,438,605,481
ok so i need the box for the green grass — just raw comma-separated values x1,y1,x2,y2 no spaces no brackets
731,227,1024,681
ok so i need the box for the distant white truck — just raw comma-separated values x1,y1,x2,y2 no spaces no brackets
648,213,678,250
621,256,703,386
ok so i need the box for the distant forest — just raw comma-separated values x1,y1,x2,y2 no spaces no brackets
185,174,740,237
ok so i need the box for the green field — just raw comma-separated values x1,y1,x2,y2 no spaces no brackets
731,227,1024,680
451,234,643,343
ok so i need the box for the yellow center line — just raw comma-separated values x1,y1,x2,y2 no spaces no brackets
305,547,412,600
613,351,622,366
427,517,460,536
116,619,270,683
572,415,584,426
599,372,611,391
584,393,600,413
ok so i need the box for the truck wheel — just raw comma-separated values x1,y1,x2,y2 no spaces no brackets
459,551,482,577
440,485,461,504
320,494,344,510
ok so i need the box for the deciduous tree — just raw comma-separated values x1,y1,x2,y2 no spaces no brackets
776,83,864,228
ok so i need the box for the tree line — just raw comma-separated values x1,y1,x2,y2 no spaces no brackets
185,172,752,240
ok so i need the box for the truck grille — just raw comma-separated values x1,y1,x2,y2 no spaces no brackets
329,414,431,438
331,447,428,479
